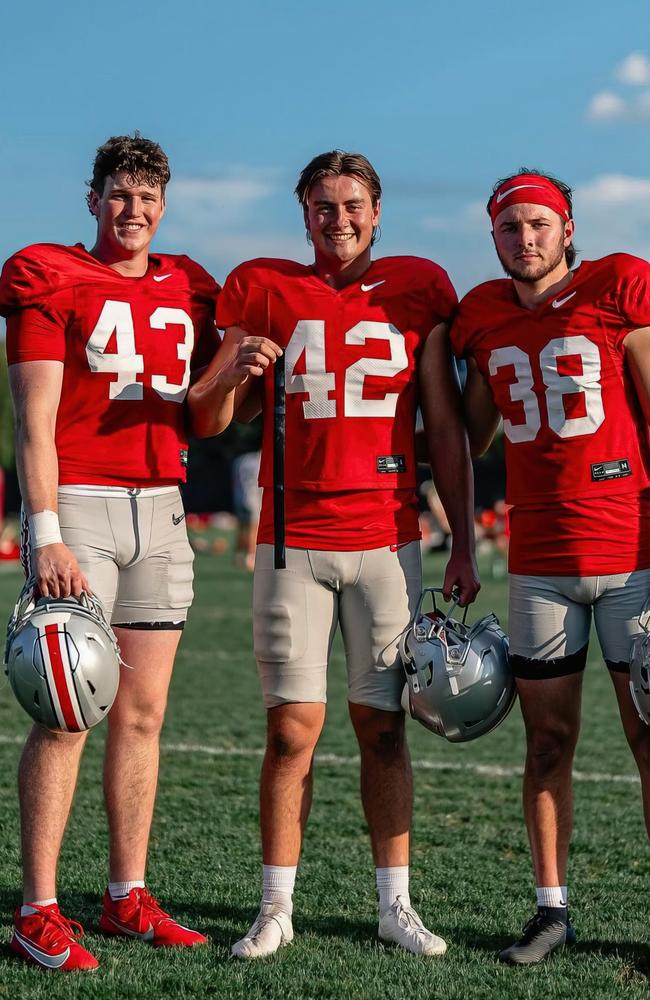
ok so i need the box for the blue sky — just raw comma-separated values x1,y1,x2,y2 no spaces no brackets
1,0,650,298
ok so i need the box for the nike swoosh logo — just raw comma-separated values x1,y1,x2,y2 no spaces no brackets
153,273,172,282
105,915,155,941
13,929,70,968
361,280,386,292
172,512,186,525
496,183,547,204
552,291,577,309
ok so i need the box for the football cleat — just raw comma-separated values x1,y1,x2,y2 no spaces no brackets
10,903,99,971
630,614,650,725
498,906,568,964
98,888,207,947
4,583,121,732
231,902,294,959
400,588,515,742
378,896,447,956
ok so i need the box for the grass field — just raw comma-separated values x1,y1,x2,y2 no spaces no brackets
0,548,648,998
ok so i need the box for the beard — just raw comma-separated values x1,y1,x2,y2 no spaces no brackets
497,233,568,283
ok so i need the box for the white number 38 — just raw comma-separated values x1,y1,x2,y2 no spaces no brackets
488,335,605,442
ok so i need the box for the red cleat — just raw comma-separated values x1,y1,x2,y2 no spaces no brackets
98,887,207,947
10,903,99,971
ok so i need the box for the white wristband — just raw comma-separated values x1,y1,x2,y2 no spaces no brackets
28,510,63,548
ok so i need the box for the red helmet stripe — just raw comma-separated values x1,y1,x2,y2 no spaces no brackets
44,623,83,731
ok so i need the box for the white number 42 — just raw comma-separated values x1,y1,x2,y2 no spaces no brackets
284,319,408,418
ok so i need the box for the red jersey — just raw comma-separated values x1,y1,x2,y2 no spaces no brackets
217,256,457,549
452,254,650,574
1,243,219,487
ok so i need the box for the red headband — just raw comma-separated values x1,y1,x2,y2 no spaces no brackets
490,174,571,224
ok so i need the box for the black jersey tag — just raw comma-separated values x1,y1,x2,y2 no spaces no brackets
591,458,631,481
377,454,407,474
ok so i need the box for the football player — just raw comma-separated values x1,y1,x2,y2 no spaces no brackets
189,150,479,958
451,169,650,964
0,134,219,970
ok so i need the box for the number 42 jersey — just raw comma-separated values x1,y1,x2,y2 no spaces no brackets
1,243,220,486
217,256,457,550
218,256,456,492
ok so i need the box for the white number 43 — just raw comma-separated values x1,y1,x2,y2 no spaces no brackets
85,299,194,402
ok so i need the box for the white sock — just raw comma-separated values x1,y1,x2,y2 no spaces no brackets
376,866,410,915
109,879,145,900
536,885,567,908
262,865,296,913
21,898,57,916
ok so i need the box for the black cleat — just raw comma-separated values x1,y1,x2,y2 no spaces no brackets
498,906,569,965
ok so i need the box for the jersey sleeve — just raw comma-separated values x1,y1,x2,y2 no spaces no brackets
429,266,458,325
216,266,248,329
0,246,65,316
449,302,471,358
191,304,220,372
617,256,650,338
5,303,67,364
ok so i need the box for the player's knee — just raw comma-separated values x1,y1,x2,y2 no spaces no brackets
625,721,650,772
525,725,577,779
266,719,319,763
355,709,405,759
108,699,167,739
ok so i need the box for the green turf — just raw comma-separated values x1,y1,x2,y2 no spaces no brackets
0,551,648,998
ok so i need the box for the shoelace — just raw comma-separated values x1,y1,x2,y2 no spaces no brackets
520,911,562,942
131,888,172,924
394,902,426,933
247,906,287,939
28,904,85,944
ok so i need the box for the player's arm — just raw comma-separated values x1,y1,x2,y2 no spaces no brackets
419,323,480,605
188,325,281,437
9,360,90,598
623,326,650,422
234,381,263,423
462,357,501,456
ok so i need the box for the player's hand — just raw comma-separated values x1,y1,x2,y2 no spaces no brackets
220,337,283,390
33,543,91,599
441,548,480,606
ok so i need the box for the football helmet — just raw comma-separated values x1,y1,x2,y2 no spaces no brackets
399,588,515,742
4,583,121,732
630,615,650,726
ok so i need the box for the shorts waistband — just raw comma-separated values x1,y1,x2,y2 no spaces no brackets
58,485,178,499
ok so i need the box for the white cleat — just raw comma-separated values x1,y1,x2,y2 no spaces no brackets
378,896,447,956
231,903,294,959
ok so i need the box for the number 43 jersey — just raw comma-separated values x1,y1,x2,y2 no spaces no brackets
217,256,457,493
1,243,220,486
451,254,650,507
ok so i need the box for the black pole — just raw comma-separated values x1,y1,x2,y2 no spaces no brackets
272,300,286,570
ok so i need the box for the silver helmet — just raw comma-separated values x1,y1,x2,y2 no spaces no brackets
399,589,516,742
630,615,650,726
4,583,121,732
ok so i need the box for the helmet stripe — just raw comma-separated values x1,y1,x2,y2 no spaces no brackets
43,624,83,731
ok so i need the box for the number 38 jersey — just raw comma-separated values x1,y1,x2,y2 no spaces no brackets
0,243,220,486
217,256,456,493
451,253,650,575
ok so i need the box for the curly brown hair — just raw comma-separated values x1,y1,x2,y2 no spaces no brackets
86,132,171,212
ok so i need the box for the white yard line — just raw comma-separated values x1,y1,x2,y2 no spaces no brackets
0,734,640,784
